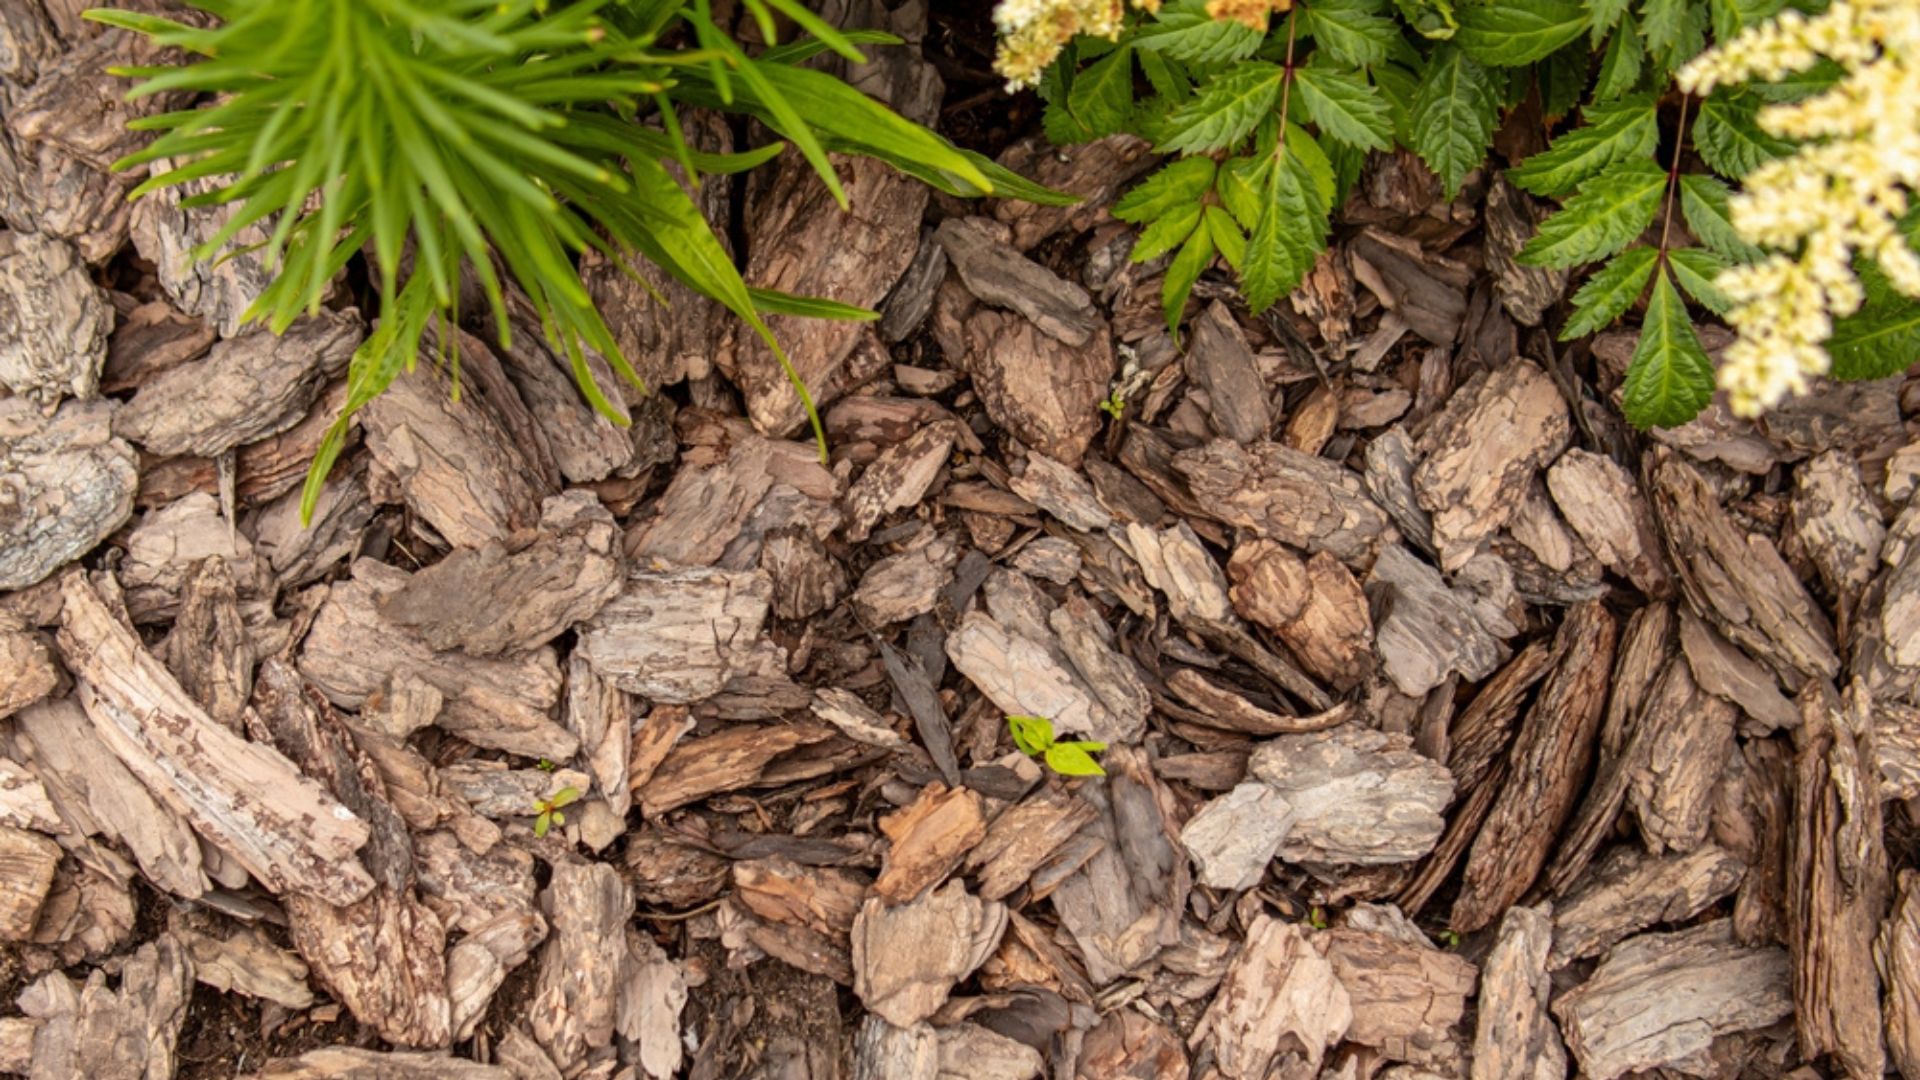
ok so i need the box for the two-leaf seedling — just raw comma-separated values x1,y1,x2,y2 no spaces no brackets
531,786,581,838
1007,715,1107,777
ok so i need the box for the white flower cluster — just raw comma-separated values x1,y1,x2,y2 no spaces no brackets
991,0,1155,89
1676,0,1920,416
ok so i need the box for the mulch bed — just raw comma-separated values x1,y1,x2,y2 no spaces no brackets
3,2,1919,1078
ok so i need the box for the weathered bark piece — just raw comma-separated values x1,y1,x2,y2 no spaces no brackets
763,525,847,620
1366,544,1506,696
1047,593,1151,738
530,862,630,1068
0,757,57,832
118,492,261,623
944,299,1112,467
990,133,1156,250
1349,230,1472,345
440,762,590,819
1552,922,1792,1080
0,628,59,720
1180,782,1294,890
810,688,906,749
617,928,687,1078
1485,177,1568,326
1009,451,1112,532
637,722,836,816
1546,448,1670,596
1550,844,1746,967
578,566,772,703
112,313,360,457
128,161,273,337
875,781,986,905
844,420,956,542
0,230,109,406
852,1017,937,1080
1413,361,1570,570
1077,1009,1189,1080
1472,905,1567,1080
16,932,193,1080
1882,870,1920,1079
1678,608,1797,733
1174,438,1393,567
379,492,622,657
248,465,372,589
934,216,1099,347
0,1018,33,1076
1167,669,1352,736
0,398,137,590
880,232,948,344
624,704,691,795
493,293,638,485
299,559,571,759
57,574,373,905
447,913,546,1041
854,534,960,627
1625,657,1738,853
177,924,315,1009
159,555,253,730
1649,449,1839,686
241,1049,509,1080
626,410,838,567
563,652,630,817
1228,540,1374,691
936,1022,1043,1080
1791,449,1884,610
1195,916,1351,1078
1788,680,1888,1077
1186,302,1272,443
851,879,1006,1027
1048,746,1186,983
1249,726,1453,866
964,786,1097,901
0,825,59,939
1324,925,1476,1064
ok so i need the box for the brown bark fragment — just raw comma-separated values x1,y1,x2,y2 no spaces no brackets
0,627,59,720
1549,844,1746,967
1175,438,1394,568
1413,361,1570,571
1366,544,1506,697
1324,926,1476,1065
1625,656,1738,853
1180,782,1294,890
1228,540,1374,691
0,229,108,406
1545,447,1670,596
1249,725,1453,866
1881,870,1920,1079
1472,904,1566,1080
990,133,1156,250
242,1048,508,1080
578,566,772,703
0,825,59,940
843,420,956,542
16,932,193,1080
637,722,835,816
1186,301,1272,443
530,861,629,1068
0,398,137,590
851,879,1005,1027
935,215,1100,347
964,786,1096,901
950,305,1112,467
1194,916,1351,1078
875,781,985,905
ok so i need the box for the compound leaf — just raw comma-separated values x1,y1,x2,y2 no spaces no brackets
1622,266,1716,427
1517,157,1666,268
1561,244,1658,339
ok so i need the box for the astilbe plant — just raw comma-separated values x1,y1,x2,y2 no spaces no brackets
95,0,1067,520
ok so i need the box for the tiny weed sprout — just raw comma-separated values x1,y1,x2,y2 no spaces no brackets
1099,389,1126,419
532,785,581,839
535,758,557,774
1007,714,1108,777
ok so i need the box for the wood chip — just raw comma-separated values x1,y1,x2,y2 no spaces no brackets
844,421,956,542
1549,844,1747,967
1048,746,1185,983
578,566,772,702
1678,608,1797,732
1413,360,1571,571
1472,904,1567,1080
0,628,59,721
15,932,193,1080
1008,451,1112,532
0,825,60,940
1625,655,1738,853
1545,447,1670,596
1186,302,1272,443
1228,540,1374,691
177,923,315,1010
1175,438,1394,567
935,216,1099,347
937,1022,1043,1080
1181,782,1294,890
964,786,1096,901
854,534,960,627
1881,870,1920,1079
1324,925,1476,1065
0,398,137,590
0,230,109,406
1195,916,1351,1077
875,781,985,905
990,134,1156,250
118,492,262,623
1366,544,1505,696
637,722,835,816
241,1048,508,1080
852,879,1005,1027
948,305,1112,467
1249,725,1452,866
530,862,629,1068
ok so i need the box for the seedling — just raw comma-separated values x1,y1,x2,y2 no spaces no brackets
534,758,558,773
1006,715,1107,777
1099,390,1126,420
531,786,581,839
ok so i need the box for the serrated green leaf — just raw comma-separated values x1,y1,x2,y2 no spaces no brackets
1747,58,1843,102
1045,742,1108,777
1156,61,1285,154
1457,0,1589,66
1055,44,1134,143
1588,0,1634,37
1677,173,1762,263
1667,247,1731,312
1164,219,1216,334
1709,0,1785,40
1518,158,1667,267
1409,45,1501,197
1302,0,1401,67
1641,0,1704,74
1115,157,1219,223
1541,43,1589,120
1133,0,1267,64
1132,202,1205,262
1218,156,1265,227
1138,48,1190,100
1287,123,1338,209
1242,151,1331,313
1394,0,1460,39
1007,715,1055,756
1562,244,1659,338
1694,91,1793,178
1373,62,1421,143
1294,66,1393,150
1592,17,1645,100
1508,93,1659,196
1622,267,1716,427
1830,266,1920,381
1206,204,1247,270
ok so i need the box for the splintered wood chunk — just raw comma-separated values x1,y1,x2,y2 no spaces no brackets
964,787,1097,901
564,652,630,817
1366,544,1505,696
578,566,772,702
1788,680,1889,1077
1413,361,1570,571
1174,439,1394,567
0,629,58,721
947,611,1118,744
1228,540,1374,691
936,1023,1042,1080
1324,926,1476,1064
16,932,194,1080
1649,449,1838,686
1078,1009,1189,1080
637,723,835,816
241,1048,509,1079
1472,905,1567,1080
1048,594,1151,741
733,856,868,941
0,231,110,406
763,525,846,620
844,421,956,542
161,556,254,731
810,688,907,749
119,493,261,623
494,293,637,485
1249,726,1453,866
990,133,1155,250
447,913,547,1041
876,782,986,904
852,880,1006,1027
1166,669,1351,736
378,492,623,656
853,535,960,627
1625,657,1737,853
934,216,1100,347
1552,922,1790,1080
1048,747,1184,983
626,415,833,567
531,862,630,1068
1546,448,1670,596
178,924,315,1010
1186,302,1273,443
1485,177,1568,327
1791,449,1885,607
952,306,1112,467
0,758,57,833
1009,451,1112,532
1197,916,1351,1078
1882,871,1920,1079
1677,609,1797,733
1121,520,1236,630
0,398,138,591
618,929,687,1079
0,826,59,939
853,1017,937,1080
57,574,374,906
1550,845,1746,967
112,313,359,457
1180,783,1293,890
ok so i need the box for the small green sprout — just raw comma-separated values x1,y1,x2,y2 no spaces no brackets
1007,715,1107,777
1307,906,1328,930
1438,929,1462,949
535,758,558,773
531,786,581,838
1099,390,1126,420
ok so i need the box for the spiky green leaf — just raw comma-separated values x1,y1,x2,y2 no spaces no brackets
1508,93,1659,196
1677,173,1762,263
1132,0,1267,64
1622,267,1716,427
1695,91,1794,178
1667,247,1732,312
1242,153,1332,312
1409,45,1501,197
1164,220,1217,334
1592,16,1645,99
1561,244,1659,338
1156,61,1286,154
1517,158,1667,268
1301,0,1402,67
1115,157,1219,223
1060,44,1135,143
1045,742,1108,777
1830,266,1920,381
1294,66,1393,151
1641,0,1705,74
1456,0,1589,66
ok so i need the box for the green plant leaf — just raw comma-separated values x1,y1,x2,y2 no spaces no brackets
1132,0,1267,64
1164,219,1217,334
1676,174,1762,263
1710,0,1786,38
1694,92,1794,178
1456,0,1589,66
1393,0,1460,40
1622,267,1716,427
1592,16,1645,100
1045,742,1108,777
1588,0,1634,37
1830,267,1920,381
1517,158,1667,268
1293,66,1393,151
549,786,582,810
1540,42,1589,120
533,812,552,838
1061,44,1135,143
1641,0,1705,74
1409,45,1501,197
1561,244,1659,338
1301,0,1401,68
1242,154,1331,312
1132,202,1206,262
1508,93,1659,196
1206,204,1247,270
1007,715,1055,756
1115,157,1219,223
1156,61,1286,154
1667,247,1732,312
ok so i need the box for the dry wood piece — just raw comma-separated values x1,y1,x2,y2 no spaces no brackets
128,161,273,337
1485,177,1567,326
578,566,772,703
1678,608,1797,733
0,757,57,832
843,421,956,542
934,216,1099,347
118,492,262,623
112,313,360,457
0,1019,37,1076
0,230,109,406
810,687,906,749
1413,360,1571,571
378,492,623,656
242,1048,509,1080
1549,844,1746,967
946,304,1112,467
0,398,138,590
0,628,58,720
851,879,1005,1027
1195,915,1351,1077
1174,438,1393,567
57,574,374,905
947,609,1128,745
445,913,546,1041
493,293,638,485
1882,870,1920,1079
1180,782,1294,890
936,1022,1043,1080
564,652,630,817
637,722,835,816
15,932,193,1080
1228,540,1374,691
1790,449,1884,610
1009,451,1112,532
1625,657,1738,853
530,861,630,1068
875,781,985,905
1472,905,1567,1080
854,534,960,627
1546,447,1670,596
0,825,60,939
852,1017,937,1080
1077,1009,1189,1079
161,556,254,730
763,525,846,620
626,411,838,567
1350,230,1471,345
1249,726,1452,866
1167,669,1353,735
1324,925,1476,1064
1788,680,1888,1077
990,133,1156,250
1649,449,1839,686
177,923,315,1010
1366,544,1506,696
1186,302,1272,443
1048,746,1186,983
963,786,1096,902
1552,921,1791,1080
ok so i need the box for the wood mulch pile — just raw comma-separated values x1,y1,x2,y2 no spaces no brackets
4,2,1920,1078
